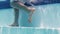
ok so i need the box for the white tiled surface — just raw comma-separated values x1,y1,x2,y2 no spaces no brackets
0,27,60,34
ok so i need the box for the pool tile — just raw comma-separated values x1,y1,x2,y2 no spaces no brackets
52,29,59,34
2,27,9,34
34,29,47,34
46,29,53,34
10,27,18,34
17,28,35,34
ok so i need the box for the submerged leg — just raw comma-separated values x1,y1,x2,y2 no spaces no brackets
18,2,35,23
10,8,19,27
28,10,34,23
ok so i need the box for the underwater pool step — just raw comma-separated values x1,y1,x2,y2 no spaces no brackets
0,27,60,34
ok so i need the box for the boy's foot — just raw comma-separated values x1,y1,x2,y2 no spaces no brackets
9,23,19,27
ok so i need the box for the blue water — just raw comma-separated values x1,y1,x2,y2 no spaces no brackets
0,3,60,27
0,2,60,34
0,9,14,26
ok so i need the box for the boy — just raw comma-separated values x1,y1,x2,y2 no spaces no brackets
10,0,35,26
10,0,60,26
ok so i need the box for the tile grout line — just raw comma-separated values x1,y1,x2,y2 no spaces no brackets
8,26,11,34
1,26,3,34
17,27,19,34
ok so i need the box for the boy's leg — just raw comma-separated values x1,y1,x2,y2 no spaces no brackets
18,2,35,23
28,10,34,23
23,2,35,22
10,1,35,24
10,8,19,26
18,2,35,11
